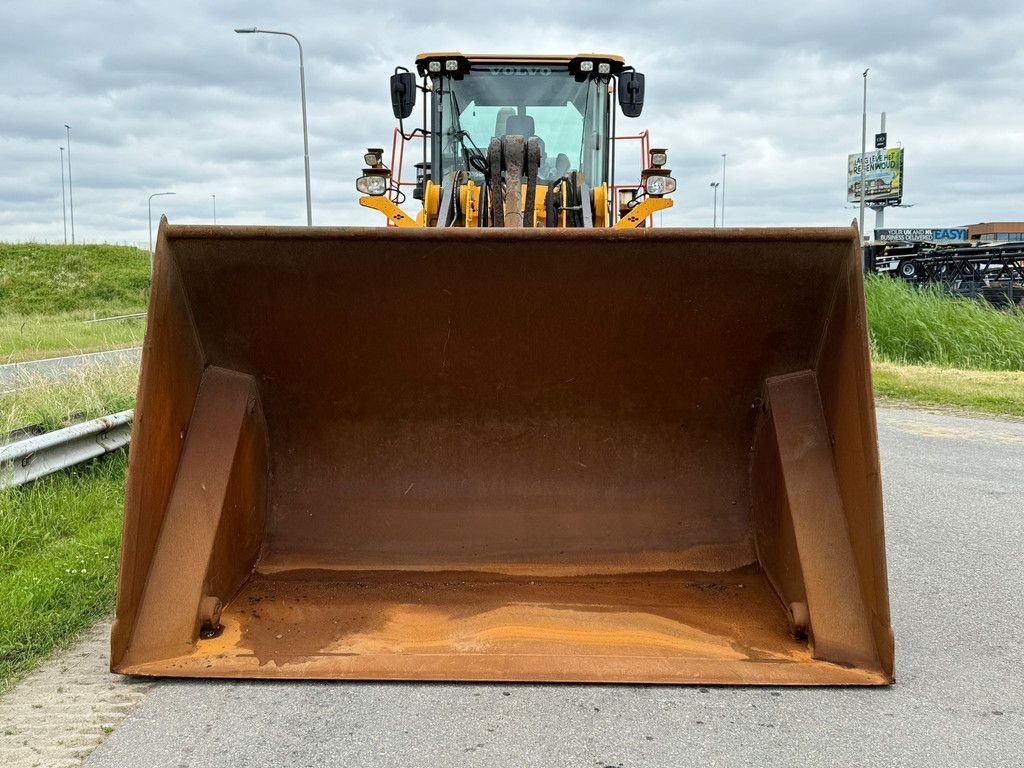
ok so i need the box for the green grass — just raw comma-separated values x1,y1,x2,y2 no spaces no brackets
0,455,126,692
0,363,138,690
1,360,139,435
864,275,1024,417
865,274,1024,371
0,243,150,315
0,243,149,362
1,312,145,364
873,361,1024,418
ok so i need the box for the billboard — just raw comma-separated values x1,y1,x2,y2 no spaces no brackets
875,227,968,243
847,147,903,204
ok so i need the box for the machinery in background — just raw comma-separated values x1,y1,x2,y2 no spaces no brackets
869,239,1024,306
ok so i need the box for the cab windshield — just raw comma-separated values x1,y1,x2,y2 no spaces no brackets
431,66,609,185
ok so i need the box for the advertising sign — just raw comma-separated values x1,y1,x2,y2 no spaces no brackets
875,227,969,243
847,147,903,203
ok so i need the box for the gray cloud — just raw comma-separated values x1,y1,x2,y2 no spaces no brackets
1,0,1022,245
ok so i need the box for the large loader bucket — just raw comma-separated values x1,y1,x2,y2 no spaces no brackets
112,223,894,684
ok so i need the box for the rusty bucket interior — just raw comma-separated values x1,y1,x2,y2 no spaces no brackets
111,224,894,684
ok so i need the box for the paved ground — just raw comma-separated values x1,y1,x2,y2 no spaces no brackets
41,407,1024,766
0,349,141,394
0,623,154,768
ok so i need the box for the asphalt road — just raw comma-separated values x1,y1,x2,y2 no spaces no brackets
86,406,1024,767
0,348,141,393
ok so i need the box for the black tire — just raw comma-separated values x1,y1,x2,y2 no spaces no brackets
898,259,920,279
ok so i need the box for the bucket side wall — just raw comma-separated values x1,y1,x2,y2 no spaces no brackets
749,228,892,678
111,226,205,666
815,234,895,678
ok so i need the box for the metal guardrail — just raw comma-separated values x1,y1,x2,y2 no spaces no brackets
84,312,147,324
0,410,133,490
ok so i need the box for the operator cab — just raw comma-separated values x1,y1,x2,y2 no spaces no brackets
420,54,625,188
368,52,668,228
397,54,643,188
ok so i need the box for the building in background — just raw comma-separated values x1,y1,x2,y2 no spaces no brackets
966,222,1024,242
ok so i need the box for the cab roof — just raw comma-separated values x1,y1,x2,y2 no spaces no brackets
414,52,626,77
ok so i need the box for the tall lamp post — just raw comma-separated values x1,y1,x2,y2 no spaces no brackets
211,194,217,224
720,153,727,227
64,125,75,244
859,68,869,243
235,27,312,226
710,182,720,227
59,147,68,245
148,191,176,271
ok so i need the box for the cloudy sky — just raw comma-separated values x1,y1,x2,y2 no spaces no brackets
1,1,1022,246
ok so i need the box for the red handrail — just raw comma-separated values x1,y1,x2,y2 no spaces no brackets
611,130,653,226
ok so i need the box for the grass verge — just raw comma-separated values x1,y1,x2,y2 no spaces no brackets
1,312,144,364
2,360,139,435
0,454,126,692
873,361,1024,418
865,274,1024,371
0,363,138,691
865,275,1024,417
0,243,149,315
0,243,148,362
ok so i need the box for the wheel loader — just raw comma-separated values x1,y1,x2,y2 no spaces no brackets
112,53,894,684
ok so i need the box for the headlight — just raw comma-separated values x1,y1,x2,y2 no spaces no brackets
597,62,611,75
649,149,668,168
445,59,459,71
579,60,594,72
428,60,441,73
356,175,388,196
645,175,677,196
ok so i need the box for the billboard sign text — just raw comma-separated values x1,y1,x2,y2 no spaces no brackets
847,147,903,203
875,227,968,243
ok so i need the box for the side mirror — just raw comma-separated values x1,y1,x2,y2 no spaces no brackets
618,71,645,118
390,72,416,120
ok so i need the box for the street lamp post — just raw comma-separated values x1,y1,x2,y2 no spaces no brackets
64,125,75,244
148,192,176,271
720,154,727,227
859,68,869,243
211,194,217,224
710,182,720,227
235,27,312,226
59,147,68,245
